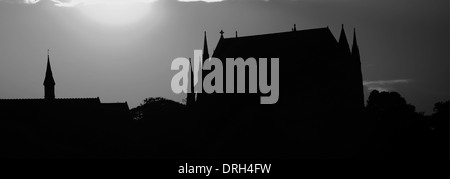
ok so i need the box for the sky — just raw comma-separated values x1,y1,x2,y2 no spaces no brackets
0,0,448,114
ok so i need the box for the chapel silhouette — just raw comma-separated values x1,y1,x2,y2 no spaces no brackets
189,24,363,111
185,25,365,158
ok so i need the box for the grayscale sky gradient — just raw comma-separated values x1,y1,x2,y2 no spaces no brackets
0,0,448,114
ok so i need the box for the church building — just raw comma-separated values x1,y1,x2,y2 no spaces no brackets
190,25,364,116
0,51,130,122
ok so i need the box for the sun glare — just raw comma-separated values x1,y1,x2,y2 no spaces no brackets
76,3,151,26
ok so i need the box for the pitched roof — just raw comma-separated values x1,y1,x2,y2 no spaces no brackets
212,27,339,60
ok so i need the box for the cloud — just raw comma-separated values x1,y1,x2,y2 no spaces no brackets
25,0,39,4
0,0,40,4
47,0,161,7
363,79,411,92
0,0,230,7
178,0,224,2
363,79,410,86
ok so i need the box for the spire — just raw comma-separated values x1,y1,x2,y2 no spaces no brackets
187,58,195,106
203,31,209,62
339,24,350,56
44,49,55,100
190,57,194,93
351,28,364,109
44,50,55,86
352,28,360,59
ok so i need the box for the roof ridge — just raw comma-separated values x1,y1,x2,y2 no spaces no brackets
56,98,99,100
223,27,329,40
0,98,43,100
0,97,100,100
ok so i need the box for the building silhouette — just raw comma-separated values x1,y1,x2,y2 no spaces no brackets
0,51,131,158
0,50,130,120
188,25,365,158
192,25,363,112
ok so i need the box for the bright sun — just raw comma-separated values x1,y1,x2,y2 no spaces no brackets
76,3,151,26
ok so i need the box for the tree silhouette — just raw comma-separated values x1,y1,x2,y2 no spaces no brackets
364,90,414,157
431,100,449,129
360,90,450,158
366,90,416,115
427,100,449,158
130,97,185,121
128,97,196,158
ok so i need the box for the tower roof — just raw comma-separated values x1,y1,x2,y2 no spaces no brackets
43,50,55,86
352,28,360,61
203,31,209,58
352,28,359,52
